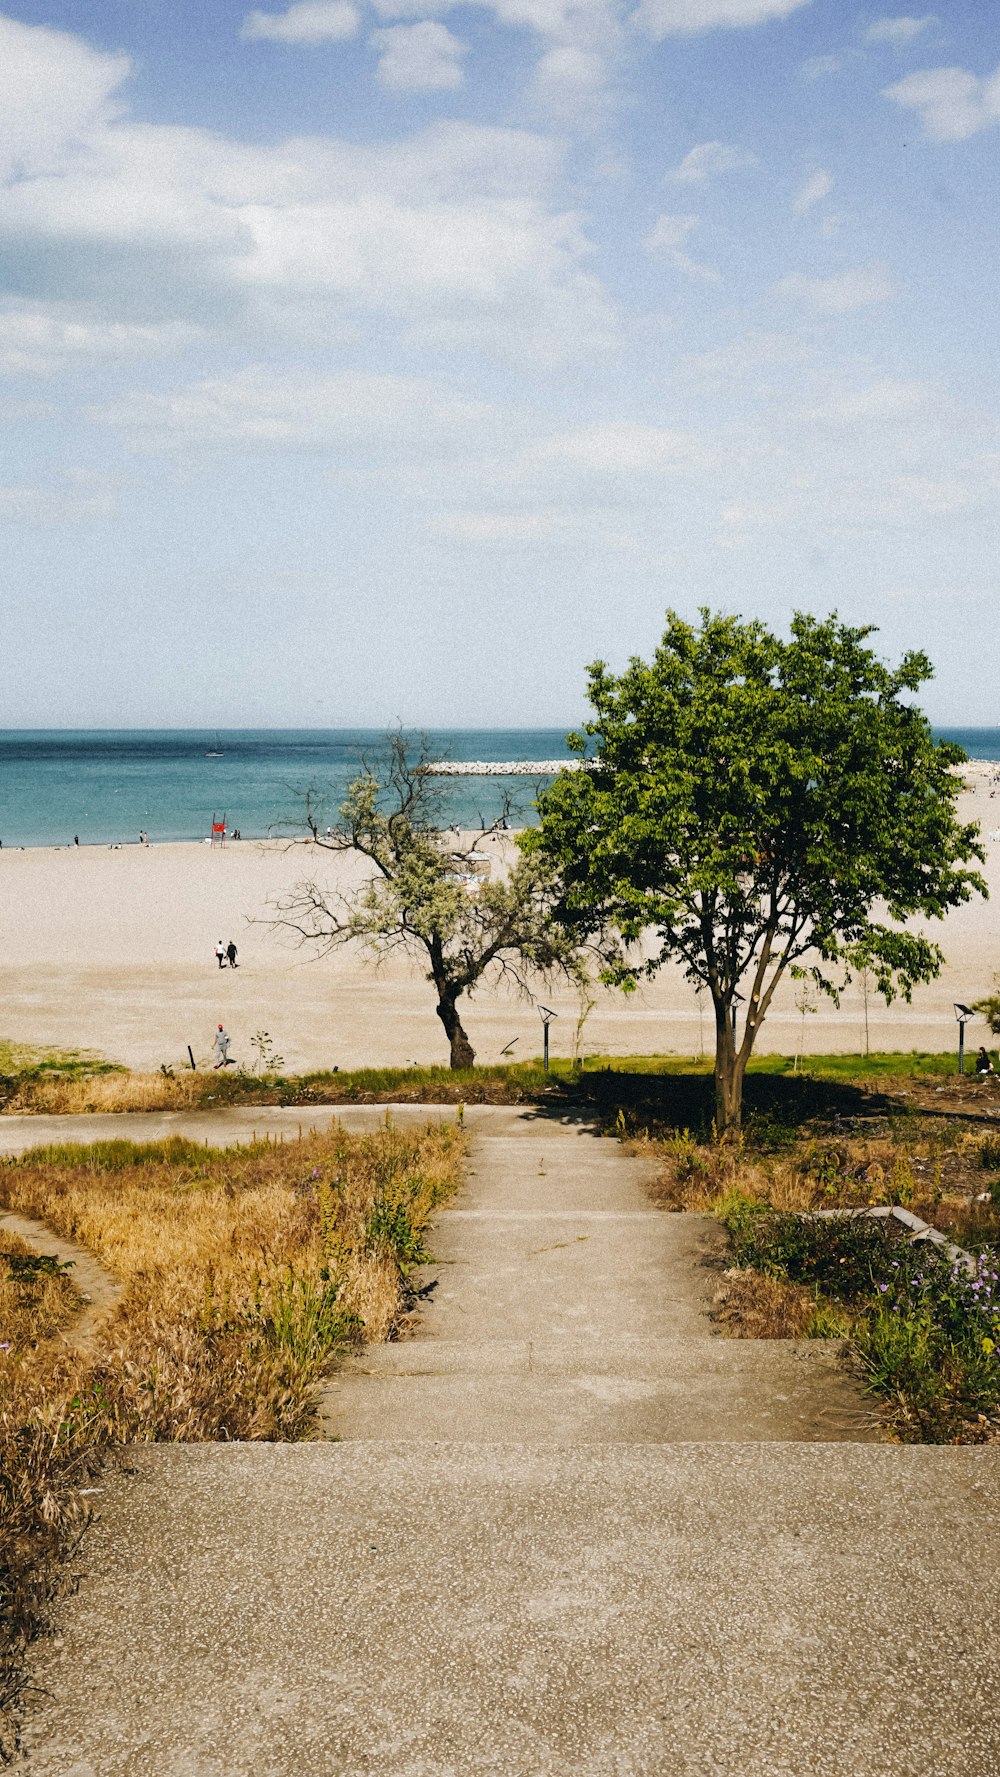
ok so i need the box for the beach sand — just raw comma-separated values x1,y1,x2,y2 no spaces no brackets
0,781,998,1074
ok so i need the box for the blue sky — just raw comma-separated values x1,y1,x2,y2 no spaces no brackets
1,0,998,726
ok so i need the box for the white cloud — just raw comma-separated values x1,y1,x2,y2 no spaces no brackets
93,367,492,451
433,508,573,541
646,213,721,282
532,45,609,120
365,0,623,120
720,495,794,535
0,309,203,376
798,53,842,80
372,20,465,89
885,64,1000,142
0,17,613,369
775,263,897,313
890,473,974,516
864,15,935,48
684,329,807,382
637,0,810,42
0,397,53,421
0,472,116,524
529,420,725,474
242,2,360,42
793,169,833,213
806,378,936,423
0,13,129,182
666,140,756,183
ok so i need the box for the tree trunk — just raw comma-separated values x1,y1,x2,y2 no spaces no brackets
713,1003,747,1133
436,993,476,1070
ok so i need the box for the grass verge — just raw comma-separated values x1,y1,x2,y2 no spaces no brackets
0,1117,464,1757
635,1104,1000,1443
0,1045,979,1118
719,1196,999,1443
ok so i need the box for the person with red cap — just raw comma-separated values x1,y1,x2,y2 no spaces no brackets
212,1025,232,1069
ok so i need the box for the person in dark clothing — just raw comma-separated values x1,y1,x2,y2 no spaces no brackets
226,940,238,969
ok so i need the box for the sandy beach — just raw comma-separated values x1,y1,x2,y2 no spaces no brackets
0,778,998,1074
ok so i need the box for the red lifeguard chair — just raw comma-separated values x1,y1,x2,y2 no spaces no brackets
210,813,227,847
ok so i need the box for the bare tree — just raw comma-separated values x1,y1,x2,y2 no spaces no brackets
268,733,592,1070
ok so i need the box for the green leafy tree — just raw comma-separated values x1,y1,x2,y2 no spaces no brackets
270,734,587,1069
972,983,1000,1036
527,609,986,1130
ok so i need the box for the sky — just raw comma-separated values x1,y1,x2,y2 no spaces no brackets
1,0,998,727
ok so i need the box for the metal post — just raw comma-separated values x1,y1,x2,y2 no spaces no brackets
538,1005,557,1076
955,1004,972,1076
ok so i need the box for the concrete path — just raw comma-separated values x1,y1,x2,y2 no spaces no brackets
320,1109,872,1443
9,1105,1000,1775
0,1103,369,1157
14,1442,1000,1776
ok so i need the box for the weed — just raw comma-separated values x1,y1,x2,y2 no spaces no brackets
247,1031,284,1075
803,1300,855,1339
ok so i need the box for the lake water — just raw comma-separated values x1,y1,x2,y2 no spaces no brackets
0,729,578,847
0,726,993,849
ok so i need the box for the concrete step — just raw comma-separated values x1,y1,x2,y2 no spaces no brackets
336,1334,850,1378
15,1440,1000,1777
320,1336,876,1444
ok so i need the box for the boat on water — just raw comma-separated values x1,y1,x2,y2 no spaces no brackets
204,731,224,757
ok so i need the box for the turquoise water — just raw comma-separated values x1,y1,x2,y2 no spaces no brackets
0,727,992,849
0,730,578,847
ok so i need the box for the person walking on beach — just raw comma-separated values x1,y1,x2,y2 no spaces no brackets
226,939,238,969
212,1025,233,1069
214,939,225,969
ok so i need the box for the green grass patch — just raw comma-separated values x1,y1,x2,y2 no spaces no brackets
10,1136,226,1173
570,1050,957,1080
0,1040,123,1083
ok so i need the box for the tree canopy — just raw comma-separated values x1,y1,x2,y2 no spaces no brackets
526,609,986,1129
270,733,587,1069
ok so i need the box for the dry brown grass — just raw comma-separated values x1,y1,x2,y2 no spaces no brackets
712,1268,816,1339
633,1124,981,1226
0,1239,93,1758
1,1121,465,1434
0,1118,465,1756
0,1234,81,1349
6,1072,207,1115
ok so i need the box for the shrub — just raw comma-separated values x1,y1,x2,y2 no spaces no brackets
720,1202,1000,1441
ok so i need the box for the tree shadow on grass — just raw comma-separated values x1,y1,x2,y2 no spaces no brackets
525,1068,905,1142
